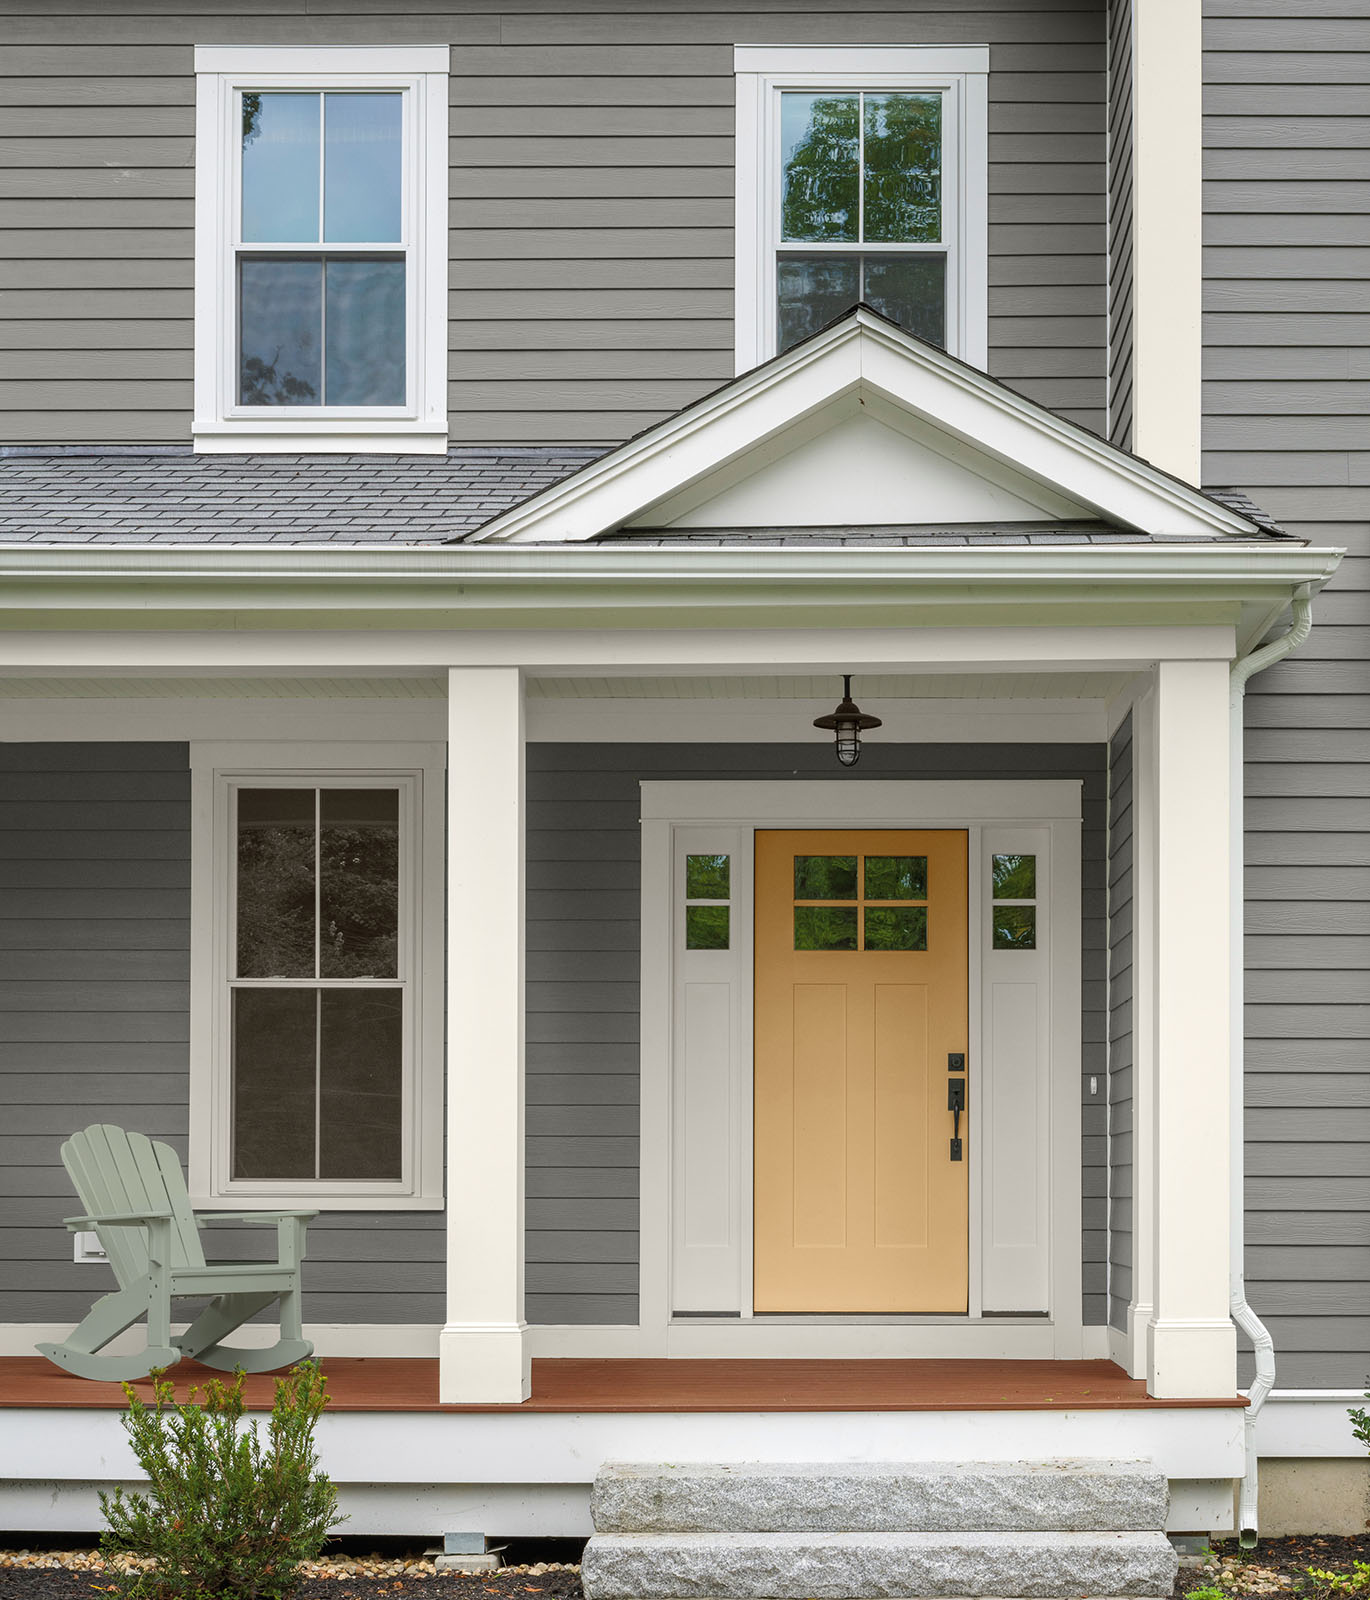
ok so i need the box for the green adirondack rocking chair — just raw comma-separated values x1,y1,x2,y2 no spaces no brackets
37,1124,318,1382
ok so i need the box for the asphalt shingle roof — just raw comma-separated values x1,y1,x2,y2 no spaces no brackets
0,445,1289,546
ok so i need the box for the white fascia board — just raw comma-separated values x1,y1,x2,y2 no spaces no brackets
464,313,1265,545
0,542,1343,592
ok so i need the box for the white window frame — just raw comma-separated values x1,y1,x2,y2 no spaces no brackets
189,740,446,1209
193,46,448,454
734,45,989,374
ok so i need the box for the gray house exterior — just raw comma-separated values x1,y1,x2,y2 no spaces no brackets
0,0,1365,1544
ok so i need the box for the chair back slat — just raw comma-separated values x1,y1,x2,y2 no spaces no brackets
60,1126,205,1282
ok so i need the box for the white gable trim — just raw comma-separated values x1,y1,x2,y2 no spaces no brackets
468,311,1260,545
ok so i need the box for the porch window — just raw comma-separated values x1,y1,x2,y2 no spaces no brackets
734,46,988,371
191,746,445,1208
192,46,448,453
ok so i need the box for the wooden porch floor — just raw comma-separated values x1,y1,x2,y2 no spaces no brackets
0,1356,1245,1413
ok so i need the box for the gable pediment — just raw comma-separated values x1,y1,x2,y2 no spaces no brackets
469,309,1261,545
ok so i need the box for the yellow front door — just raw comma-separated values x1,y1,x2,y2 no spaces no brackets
753,829,969,1313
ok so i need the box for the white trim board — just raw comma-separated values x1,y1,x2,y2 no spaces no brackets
638,779,1084,1359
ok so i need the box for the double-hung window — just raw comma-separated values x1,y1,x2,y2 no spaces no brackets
193,47,448,453
735,46,988,371
190,745,444,1208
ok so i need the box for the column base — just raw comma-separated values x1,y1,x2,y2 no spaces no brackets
1146,1315,1238,1398
439,1321,531,1404
1124,1299,1154,1382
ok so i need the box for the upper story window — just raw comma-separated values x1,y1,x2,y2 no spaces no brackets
193,47,448,454
734,46,988,373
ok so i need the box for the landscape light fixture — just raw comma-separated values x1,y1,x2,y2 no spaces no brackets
813,674,882,767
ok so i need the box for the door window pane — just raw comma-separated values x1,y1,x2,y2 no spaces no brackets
319,989,403,1180
236,788,316,978
241,92,320,244
795,905,859,950
993,905,1037,950
794,855,858,899
863,92,941,243
319,789,400,978
864,905,928,951
686,853,730,900
864,855,928,900
239,259,322,405
324,93,403,243
324,259,406,406
781,92,859,242
992,853,1037,899
232,988,316,1179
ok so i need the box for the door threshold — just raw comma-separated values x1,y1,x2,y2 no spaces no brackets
671,1313,1053,1327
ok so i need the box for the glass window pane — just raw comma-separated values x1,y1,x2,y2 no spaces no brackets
993,905,1037,950
865,905,928,951
794,855,858,899
781,92,859,242
319,788,399,979
324,92,403,243
241,91,320,244
777,252,861,354
863,253,946,348
686,905,730,950
236,787,315,978
232,988,316,1179
324,258,406,406
992,853,1037,899
863,92,942,244
864,855,928,900
319,989,403,1180
686,853,730,900
795,905,859,950
239,258,322,405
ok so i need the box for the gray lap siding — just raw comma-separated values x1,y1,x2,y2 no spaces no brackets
1204,1,1370,1389
1,0,1107,446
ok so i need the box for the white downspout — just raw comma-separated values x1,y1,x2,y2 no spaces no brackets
1228,584,1313,1545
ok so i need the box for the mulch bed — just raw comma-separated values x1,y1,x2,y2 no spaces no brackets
1172,1534,1370,1600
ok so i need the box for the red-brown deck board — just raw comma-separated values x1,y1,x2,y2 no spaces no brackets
0,1356,1245,1413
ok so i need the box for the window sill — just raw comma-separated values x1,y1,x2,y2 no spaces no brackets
192,1193,444,1211
193,422,449,456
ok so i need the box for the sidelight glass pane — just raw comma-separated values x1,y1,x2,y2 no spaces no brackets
794,855,858,900
993,905,1037,950
241,92,320,244
324,259,406,406
795,905,859,950
319,988,403,1180
863,253,946,347
324,92,403,243
319,788,399,979
864,855,927,900
781,92,860,242
865,905,928,951
239,258,322,405
863,92,941,243
686,905,730,950
686,853,730,900
236,788,315,977
232,988,316,1178
992,853,1037,899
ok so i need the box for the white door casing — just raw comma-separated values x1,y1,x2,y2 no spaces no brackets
639,780,1083,1359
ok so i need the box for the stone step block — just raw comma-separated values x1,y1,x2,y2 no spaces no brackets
580,1529,1180,1599
591,1461,1171,1535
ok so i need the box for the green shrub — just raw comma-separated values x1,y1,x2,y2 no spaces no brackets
1185,1586,1228,1600
1306,1563,1370,1598
99,1361,344,1600
1348,1383,1369,1452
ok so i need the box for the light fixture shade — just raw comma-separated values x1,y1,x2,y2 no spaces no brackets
814,675,881,767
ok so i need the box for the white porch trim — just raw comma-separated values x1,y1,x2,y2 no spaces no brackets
441,667,531,1403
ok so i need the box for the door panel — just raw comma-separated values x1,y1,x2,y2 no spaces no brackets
753,829,969,1312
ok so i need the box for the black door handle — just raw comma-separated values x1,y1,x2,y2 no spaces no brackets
948,1077,966,1160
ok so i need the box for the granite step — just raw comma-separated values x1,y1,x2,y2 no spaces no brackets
590,1461,1171,1535
578,1529,1180,1600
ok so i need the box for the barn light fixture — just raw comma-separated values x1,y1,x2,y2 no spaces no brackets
813,675,882,767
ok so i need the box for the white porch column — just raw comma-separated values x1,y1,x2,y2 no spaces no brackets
1144,659,1238,1398
1132,0,1202,482
440,666,531,1403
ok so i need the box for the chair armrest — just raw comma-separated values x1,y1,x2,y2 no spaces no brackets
196,1211,320,1224
63,1210,174,1230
